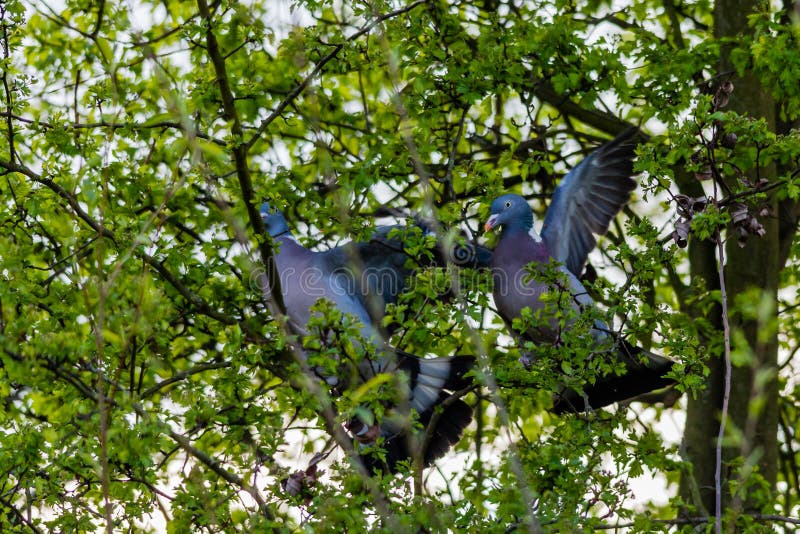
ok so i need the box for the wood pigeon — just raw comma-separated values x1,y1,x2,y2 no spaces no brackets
484,129,676,413
261,202,475,471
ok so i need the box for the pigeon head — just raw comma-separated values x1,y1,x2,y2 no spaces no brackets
260,202,291,238
484,194,533,234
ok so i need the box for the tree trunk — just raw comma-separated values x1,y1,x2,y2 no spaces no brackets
680,235,723,515
680,0,779,518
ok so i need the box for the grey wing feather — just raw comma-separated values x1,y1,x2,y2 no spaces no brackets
321,225,415,314
541,128,640,276
324,223,492,314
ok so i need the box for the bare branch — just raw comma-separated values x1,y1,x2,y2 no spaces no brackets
714,230,732,534
130,402,275,520
195,0,286,318
139,361,231,398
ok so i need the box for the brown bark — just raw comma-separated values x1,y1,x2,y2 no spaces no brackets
677,165,723,514
679,0,780,518
717,0,779,504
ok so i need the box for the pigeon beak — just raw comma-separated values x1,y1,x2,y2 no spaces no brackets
484,214,499,232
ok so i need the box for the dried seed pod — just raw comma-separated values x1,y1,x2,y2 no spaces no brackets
674,194,690,208
738,226,749,248
281,461,323,504
691,197,708,213
721,133,738,149
713,92,729,109
674,195,693,219
308,452,327,467
281,471,306,497
748,217,766,237
721,81,734,94
673,219,691,248
731,203,749,225
346,419,381,443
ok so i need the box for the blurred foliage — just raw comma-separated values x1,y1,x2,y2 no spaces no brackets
0,0,799,531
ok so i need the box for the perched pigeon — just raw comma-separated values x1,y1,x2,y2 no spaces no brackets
484,130,676,413
261,202,474,471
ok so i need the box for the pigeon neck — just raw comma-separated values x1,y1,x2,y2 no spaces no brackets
271,228,292,239
272,232,302,252
501,222,541,243
527,226,543,243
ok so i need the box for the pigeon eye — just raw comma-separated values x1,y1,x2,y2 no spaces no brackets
505,201,512,208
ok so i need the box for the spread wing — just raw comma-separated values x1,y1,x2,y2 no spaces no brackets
541,128,640,276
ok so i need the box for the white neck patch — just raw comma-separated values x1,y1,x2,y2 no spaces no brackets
275,233,299,244
528,226,543,243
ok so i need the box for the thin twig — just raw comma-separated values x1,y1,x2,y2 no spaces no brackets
130,402,275,520
1,9,16,165
243,0,430,152
0,495,45,534
593,514,800,530
443,107,469,203
0,111,226,145
195,0,286,317
139,361,231,398
714,229,732,534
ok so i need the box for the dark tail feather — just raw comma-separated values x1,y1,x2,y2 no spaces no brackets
396,350,475,393
551,341,677,414
420,394,473,463
360,392,473,473
359,352,475,473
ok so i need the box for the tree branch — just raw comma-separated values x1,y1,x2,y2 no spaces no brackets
1,10,16,166
593,514,800,530
0,160,115,240
139,361,231,398
195,0,286,318
714,229,732,534
131,402,276,521
531,79,635,137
